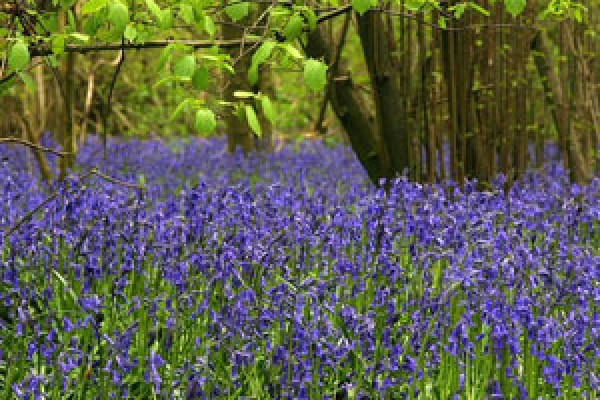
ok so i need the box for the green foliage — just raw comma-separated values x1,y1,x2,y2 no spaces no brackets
504,0,527,17
0,0,587,143
248,40,276,85
7,41,30,72
224,2,250,22
81,0,109,15
260,95,276,124
245,104,262,137
284,14,305,41
173,54,196,78
252,40,276,66
191,66,210,90
194,108,217,135
108,1,129,36
351,0,376,15
303,59,328,92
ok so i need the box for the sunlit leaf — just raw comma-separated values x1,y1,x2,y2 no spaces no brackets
281,43,303,59
81,0,108,15
284,14,304,41
247,63,259,85
252,40,276,65
195,108,217,135
108,1,129,35
174,54,196,78
245,105,262,137
225,2,250,22
124,25,137,42
8,41,30,71
504,0,526,17
260,95,276,124
204,15,216,37
351,0,372,15
234,91,255,99
303,59,327,92
179,4,194,24
171,98,191,120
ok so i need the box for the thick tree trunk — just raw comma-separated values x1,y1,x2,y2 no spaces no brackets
304,24,385,184
356,11,410,180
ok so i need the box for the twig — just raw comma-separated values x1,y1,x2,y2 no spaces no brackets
102,36,125,158
28,39,261,57
88,168,147,191
0,137,71,157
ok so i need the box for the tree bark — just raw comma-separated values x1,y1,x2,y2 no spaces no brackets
304,24,385,184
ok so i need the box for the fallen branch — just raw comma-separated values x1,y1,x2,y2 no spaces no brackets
0,137,71,157
88,168,147,191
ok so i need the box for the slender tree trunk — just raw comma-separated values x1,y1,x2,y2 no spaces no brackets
58,10,76,179
356,10,409,180
532,29,591,182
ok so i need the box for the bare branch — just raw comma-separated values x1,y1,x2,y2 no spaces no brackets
0,137,71,157
88,168,147,191
28,39,261,58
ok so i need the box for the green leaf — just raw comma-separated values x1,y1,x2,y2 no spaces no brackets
68,32,90,42
8,41,30,71
233,91,255,99
174,54,196,78
156,43,175,71
179,4,194,24
438,16,447,29
252,39,276,65
504,0,526,17
204,15,215,37
260,95,275,124
281,43,303,59
145,0,162,19
158,9,173,29
405,0,424,11
171,98,191,120
192,66,210,90
83,12,103,35
284,14,304,41
195,108,217,135
301,8,317,31
245,105,262,138
124,25,137,42
468,2,490,16
225,2,250,22
303,59,327,92
351,0,372,15
81,0,108,14
247,63,259,85
451,3,466,18
108,2,129,35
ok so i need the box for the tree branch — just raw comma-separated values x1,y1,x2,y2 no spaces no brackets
0,137,71,157
28,39,261,57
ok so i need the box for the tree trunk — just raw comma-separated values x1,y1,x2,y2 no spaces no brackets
356,11,410,180
304,24,385,184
